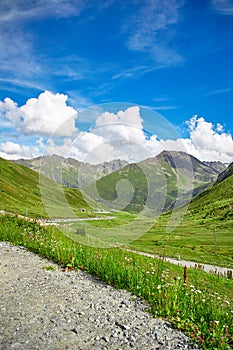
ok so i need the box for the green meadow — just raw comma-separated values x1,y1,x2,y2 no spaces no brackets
129,172,233,268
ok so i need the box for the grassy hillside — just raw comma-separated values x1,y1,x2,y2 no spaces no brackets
0,157,97,218
94,151,220,213
95,163,148,212
130,164,233,268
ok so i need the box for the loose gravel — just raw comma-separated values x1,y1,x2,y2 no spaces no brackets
0,242,199,350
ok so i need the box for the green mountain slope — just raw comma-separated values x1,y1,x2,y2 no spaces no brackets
0,157,96,218
93,151,221,213
130,162,233,267
186,162,233,222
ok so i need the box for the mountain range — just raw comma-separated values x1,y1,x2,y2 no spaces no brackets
94,151,227,213
15,155,128,188
14,151,227,214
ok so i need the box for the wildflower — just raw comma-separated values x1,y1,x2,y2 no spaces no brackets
214,320,219,325
225,300,230,305
156,285,161,290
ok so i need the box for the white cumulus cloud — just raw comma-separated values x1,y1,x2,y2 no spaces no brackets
164,115,233,163
0,91,78,136
94,106,146,146
0,141,40,160
63,106,170,164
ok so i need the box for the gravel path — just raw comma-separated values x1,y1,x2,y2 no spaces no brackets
0,242,199,350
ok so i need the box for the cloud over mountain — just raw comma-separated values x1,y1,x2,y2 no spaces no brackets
1,92,233,164
164,115,233,163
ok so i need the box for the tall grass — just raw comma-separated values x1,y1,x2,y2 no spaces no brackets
0,214,232,350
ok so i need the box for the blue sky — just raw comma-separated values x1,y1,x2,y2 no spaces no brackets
0,0,233,163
